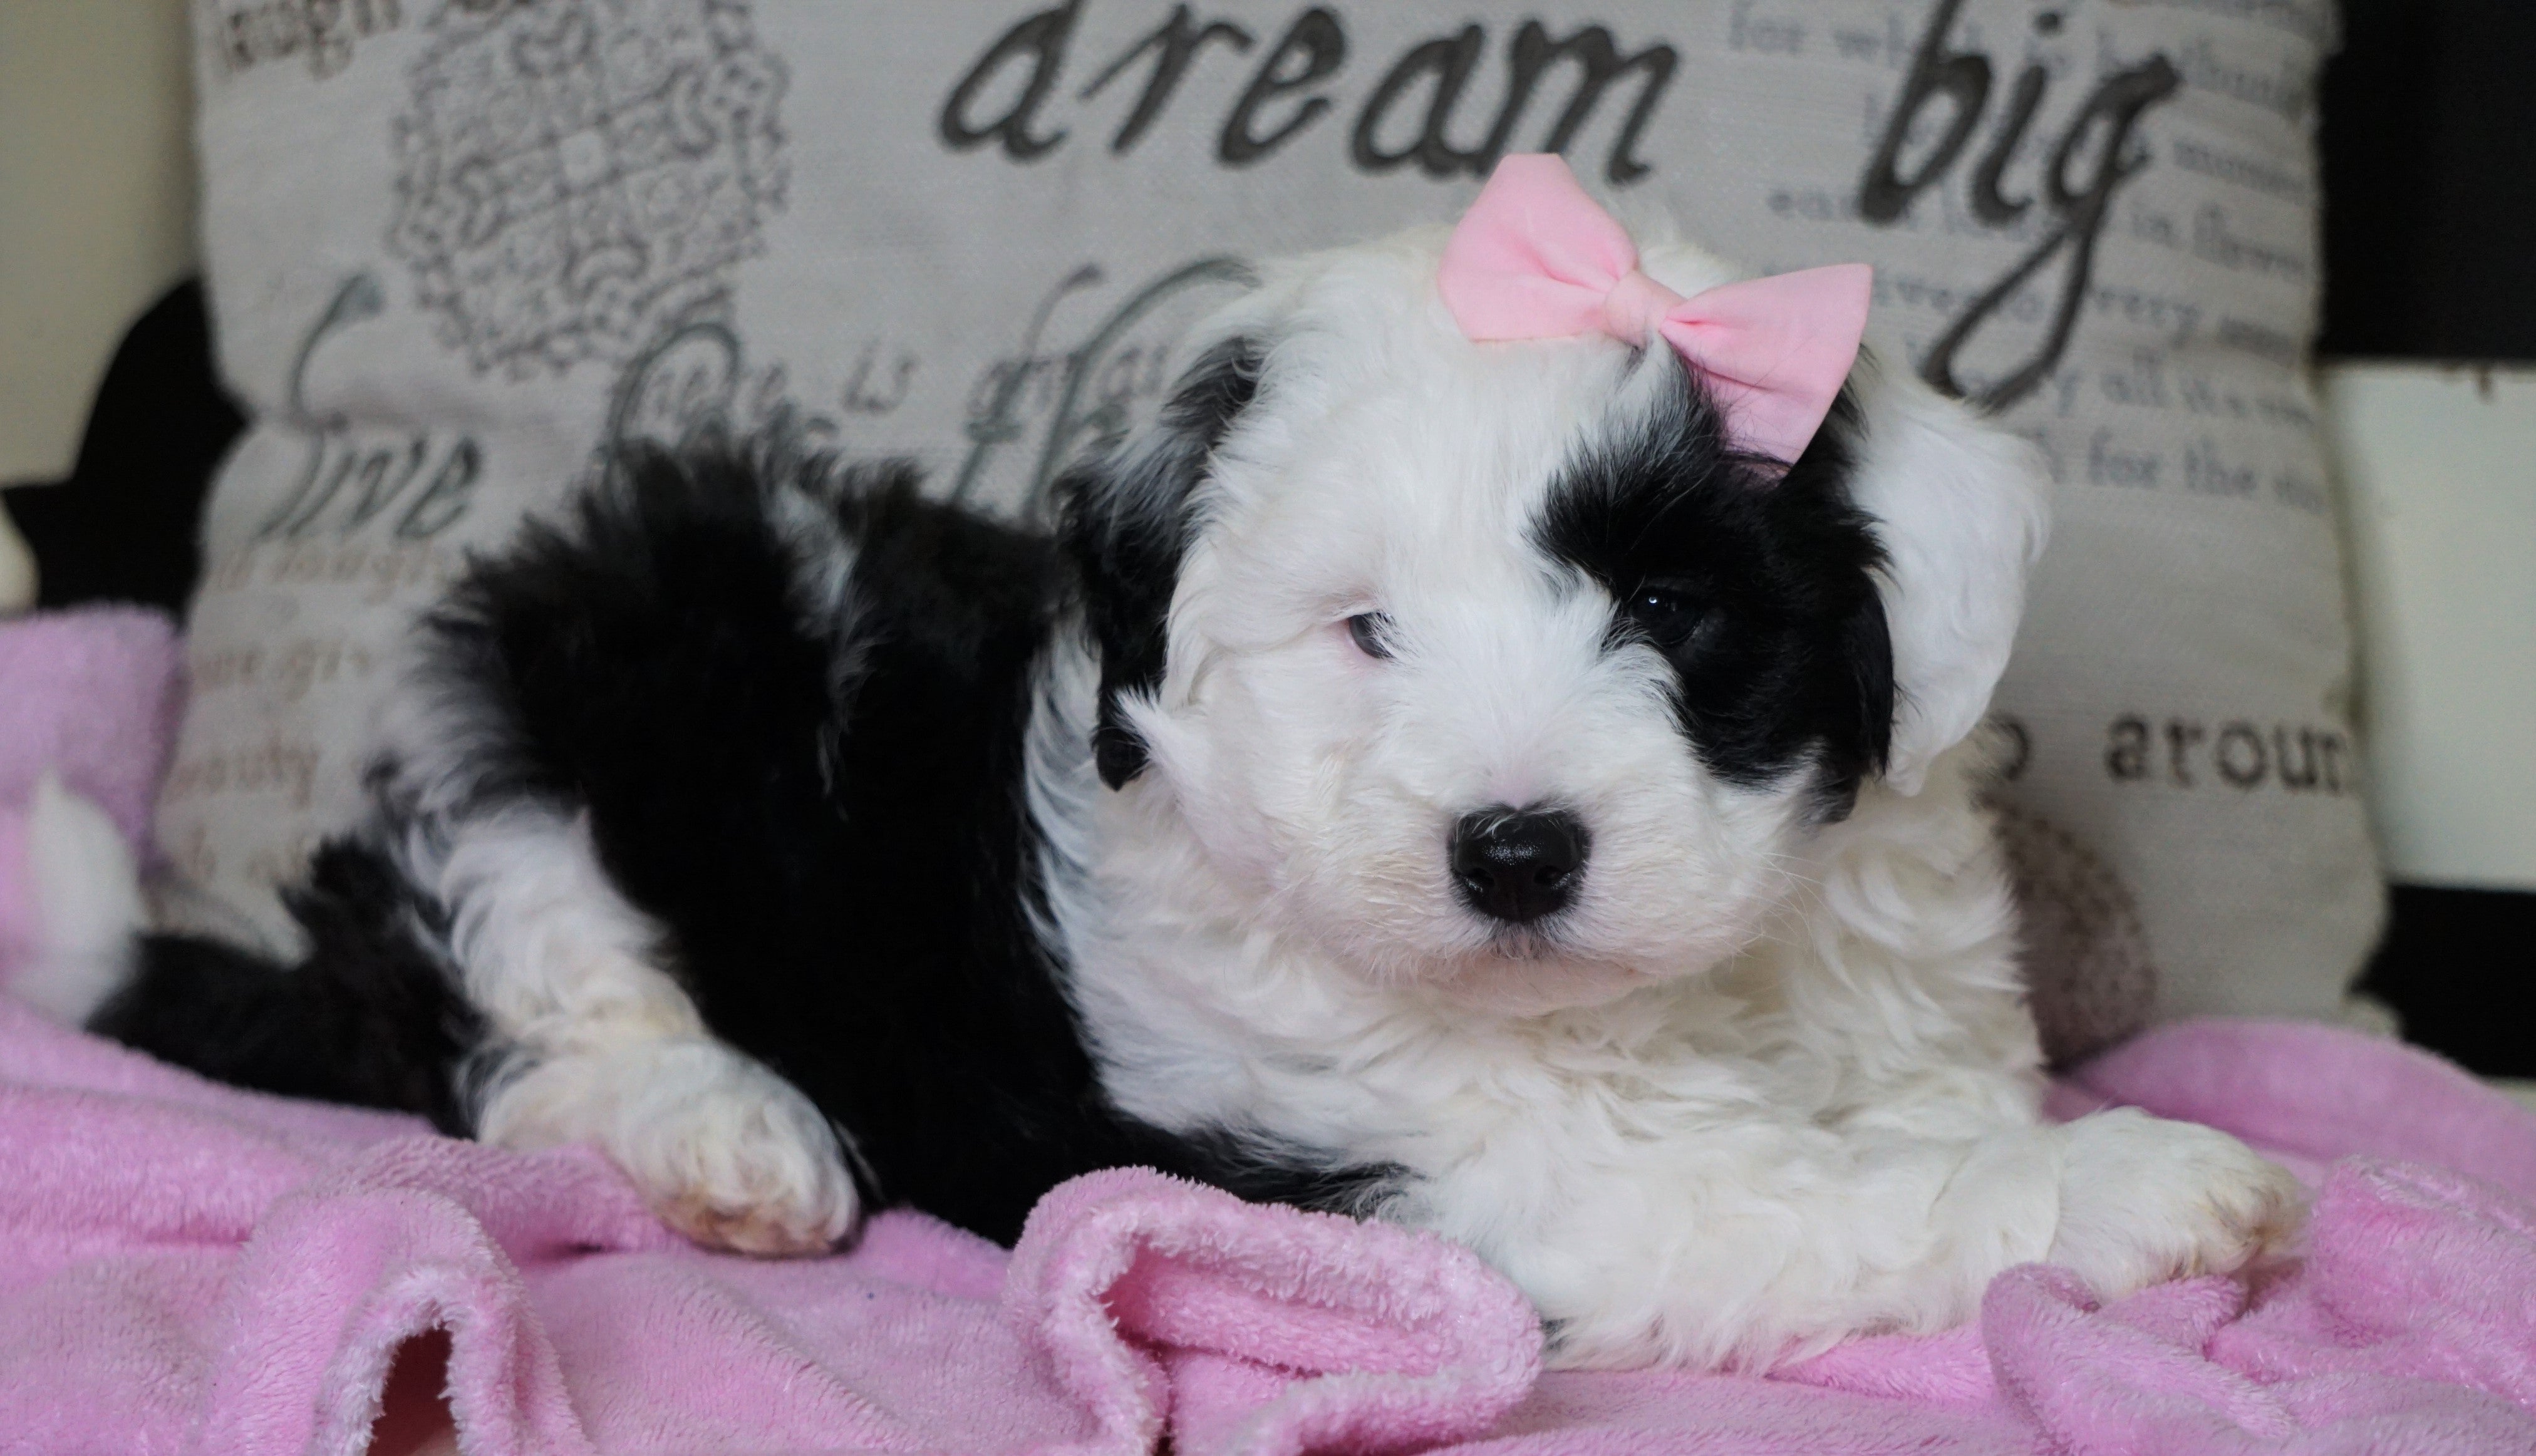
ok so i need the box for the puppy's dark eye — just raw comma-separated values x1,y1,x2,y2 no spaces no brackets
1347,612,1394,659
1624,585,1712,650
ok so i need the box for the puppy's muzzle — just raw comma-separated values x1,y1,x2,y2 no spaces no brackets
1451,807,1589,924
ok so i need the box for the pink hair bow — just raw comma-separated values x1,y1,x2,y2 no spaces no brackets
1438,153,1873,466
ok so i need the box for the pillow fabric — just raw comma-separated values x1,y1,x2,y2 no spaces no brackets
166,0,2371,1028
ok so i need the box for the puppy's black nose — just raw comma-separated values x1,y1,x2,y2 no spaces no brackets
1451,808,1589,924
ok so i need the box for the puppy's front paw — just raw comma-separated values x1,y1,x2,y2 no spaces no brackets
629,1070,861,1257
484,1040,860,1256
2047,1108,2304,1297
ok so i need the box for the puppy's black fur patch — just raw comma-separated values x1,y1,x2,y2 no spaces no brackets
93,841,484,1134
484,450,1144,1242
1057,337,1261,788
1535,368,1893,817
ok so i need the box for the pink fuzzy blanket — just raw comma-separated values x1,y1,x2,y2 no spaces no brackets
4,1002,2535,1456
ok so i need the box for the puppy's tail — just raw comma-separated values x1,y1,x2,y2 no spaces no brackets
8,772,147,1025
87,838,487,1133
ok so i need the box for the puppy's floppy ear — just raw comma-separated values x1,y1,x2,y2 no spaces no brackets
1841,356,2051,796
1055,336,1265,789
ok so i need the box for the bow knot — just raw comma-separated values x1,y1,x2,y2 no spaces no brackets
1597,269,1684,351
1437,154,1873,466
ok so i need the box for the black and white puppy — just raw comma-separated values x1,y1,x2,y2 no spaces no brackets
64,222,2299,1370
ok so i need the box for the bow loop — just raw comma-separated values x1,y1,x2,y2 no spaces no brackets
1437,154,1873,466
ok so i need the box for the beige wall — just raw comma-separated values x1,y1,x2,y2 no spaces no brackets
0,0,199,486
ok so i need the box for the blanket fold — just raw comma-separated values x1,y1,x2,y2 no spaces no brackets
1004,1167,1541,1456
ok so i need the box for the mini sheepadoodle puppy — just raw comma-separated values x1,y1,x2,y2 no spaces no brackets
68,157,2298,1368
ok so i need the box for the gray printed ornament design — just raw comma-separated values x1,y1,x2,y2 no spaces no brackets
389,0,787,376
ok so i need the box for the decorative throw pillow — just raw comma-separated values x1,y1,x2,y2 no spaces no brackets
165,0,2371,1031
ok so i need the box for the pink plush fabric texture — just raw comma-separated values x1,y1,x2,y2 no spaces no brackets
4,1000,2535,1456
0,606,184,979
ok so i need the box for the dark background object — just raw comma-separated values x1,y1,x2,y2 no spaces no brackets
1,281,243,614
2320,0,2536,359
2363,889,2536,1077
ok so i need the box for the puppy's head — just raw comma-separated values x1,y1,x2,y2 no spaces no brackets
1058,231,2046,1013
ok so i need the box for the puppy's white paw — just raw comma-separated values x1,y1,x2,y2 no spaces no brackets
626,1068,860,1256
482,1037,860,1257
2047,1107,2304,1296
